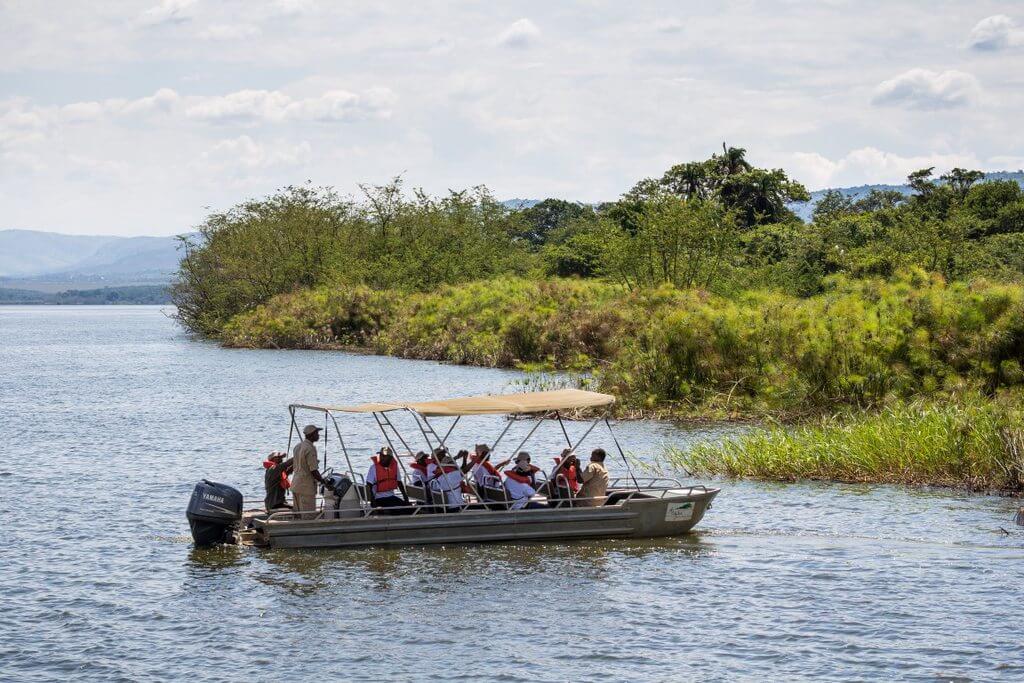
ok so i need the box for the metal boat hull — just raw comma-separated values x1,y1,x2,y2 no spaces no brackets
252,488,718,549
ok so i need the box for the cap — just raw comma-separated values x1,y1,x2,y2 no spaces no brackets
515,450,531,463
302,424,322,437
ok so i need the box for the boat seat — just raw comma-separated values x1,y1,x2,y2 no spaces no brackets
406,483,428,502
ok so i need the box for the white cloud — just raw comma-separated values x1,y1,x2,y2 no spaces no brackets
496,18,540,49
136,0,197,27
184,88,394,123
871,69,979,110
652,18,684,34
200,135,312,169
966,14,1024,51
198,24,262,41
789,147,982,189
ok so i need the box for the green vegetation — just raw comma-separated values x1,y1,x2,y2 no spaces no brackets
221,272,1024,419
174,146,1024,421
0,285,170,305
665,396,1024,493
171,145,1024,489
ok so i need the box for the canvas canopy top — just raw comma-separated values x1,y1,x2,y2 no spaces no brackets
291,388,615,417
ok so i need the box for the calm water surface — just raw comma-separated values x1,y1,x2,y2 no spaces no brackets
1,306,1022,682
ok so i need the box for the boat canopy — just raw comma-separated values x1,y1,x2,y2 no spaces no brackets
293,388,615,417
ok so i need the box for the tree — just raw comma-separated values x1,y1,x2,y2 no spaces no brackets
940,168,985,199
660,160,716,200
515,198,594,246
812,190,854,223
713,143,753,176
600,194,738,290
718,168,810,227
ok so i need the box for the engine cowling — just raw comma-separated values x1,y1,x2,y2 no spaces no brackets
186,480,243,546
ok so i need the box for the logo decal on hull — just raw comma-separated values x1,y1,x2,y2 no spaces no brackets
665,501,694,522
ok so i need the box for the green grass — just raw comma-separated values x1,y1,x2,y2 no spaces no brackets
666,396,1024,491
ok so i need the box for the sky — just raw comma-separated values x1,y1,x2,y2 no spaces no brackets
2,1,1024,236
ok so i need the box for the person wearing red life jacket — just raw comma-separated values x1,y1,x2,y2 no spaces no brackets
550,448,581,507
408,450,434,487
427,447,465,511
504,451,545,510
467,443,511,500
364,447,413,514
263,451,293,512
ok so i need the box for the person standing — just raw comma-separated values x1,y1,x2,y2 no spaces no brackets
575,448,609,507
262,451,293,512
291,425,326,519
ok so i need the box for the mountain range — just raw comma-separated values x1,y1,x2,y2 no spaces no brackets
0,229,183,281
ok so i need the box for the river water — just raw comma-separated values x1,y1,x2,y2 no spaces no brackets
1,306,1022,682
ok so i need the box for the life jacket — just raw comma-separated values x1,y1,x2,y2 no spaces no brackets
504,465,539,487
471,456,500,477
553,457,580,492
263,460,291,490
371,456,400,494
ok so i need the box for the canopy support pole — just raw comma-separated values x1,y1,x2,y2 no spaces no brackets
287,406,300,454
368,412,414,505
555,411,572,446
406,410,437,452
327,411,358,490
606,417,640,491
508,416,546,460
547,413,603,485
410,410,474,513
439,416,461,448
489,418,515,453
379,412,415,456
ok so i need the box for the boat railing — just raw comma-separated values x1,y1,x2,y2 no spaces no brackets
262,481,714,522
608,476,685,489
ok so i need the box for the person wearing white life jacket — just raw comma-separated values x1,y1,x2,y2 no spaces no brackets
427,448,465,511
503,451,545,510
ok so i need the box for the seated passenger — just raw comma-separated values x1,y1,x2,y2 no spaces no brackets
408,450,433,487
467,444,507,491
428,448,465,511
550,448,581,507
503,451,545,510
575,448,609,507
365,447,413,514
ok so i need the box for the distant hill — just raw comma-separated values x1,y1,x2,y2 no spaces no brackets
0,284,171,305
0,229,184,280
789,171,1024,221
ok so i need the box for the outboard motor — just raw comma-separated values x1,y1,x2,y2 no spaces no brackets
186,480,243,546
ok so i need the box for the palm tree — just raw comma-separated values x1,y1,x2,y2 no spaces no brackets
716,142,752,176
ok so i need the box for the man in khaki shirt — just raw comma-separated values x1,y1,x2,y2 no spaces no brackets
576,448,609,507
291,425,326,519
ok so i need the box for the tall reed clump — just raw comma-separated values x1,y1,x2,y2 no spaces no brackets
376,277,627,367
220,286,394,349
602,271,1024,415
666,396,1024,491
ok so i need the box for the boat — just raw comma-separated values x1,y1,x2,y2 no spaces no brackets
185,388,720,549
